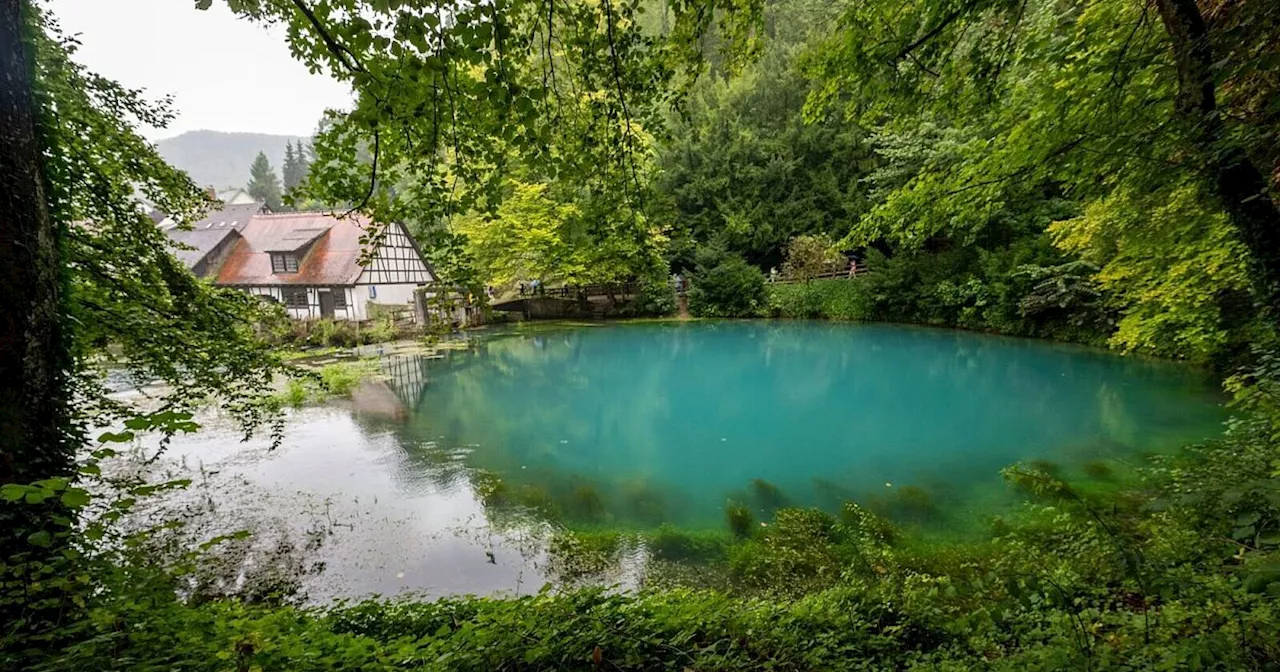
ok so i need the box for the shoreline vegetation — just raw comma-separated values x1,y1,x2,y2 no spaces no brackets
15,414,1280,669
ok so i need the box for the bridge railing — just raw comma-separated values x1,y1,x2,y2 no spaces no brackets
517,282,640,298
772,263,872,284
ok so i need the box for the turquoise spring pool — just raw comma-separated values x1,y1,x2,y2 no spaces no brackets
402,321,1226,530
140,321,1228,598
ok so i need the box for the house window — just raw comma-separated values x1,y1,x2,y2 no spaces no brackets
332,288,347,308
271,253,299,274
283,287,308,309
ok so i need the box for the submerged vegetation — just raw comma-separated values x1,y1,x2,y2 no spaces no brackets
270,359,381,407
4,0,1280,668
7,401,1280,669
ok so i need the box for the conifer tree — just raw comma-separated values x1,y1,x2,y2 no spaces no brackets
246,150,282,211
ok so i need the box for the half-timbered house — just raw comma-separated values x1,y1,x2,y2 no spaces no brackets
214,212,436,320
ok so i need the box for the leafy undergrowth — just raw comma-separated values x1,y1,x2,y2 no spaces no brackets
765,251,1114,350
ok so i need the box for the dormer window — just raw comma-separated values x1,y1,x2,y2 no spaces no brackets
271,253,299,273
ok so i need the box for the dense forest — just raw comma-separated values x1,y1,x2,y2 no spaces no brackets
411,0,1276,367
3,0,1280,669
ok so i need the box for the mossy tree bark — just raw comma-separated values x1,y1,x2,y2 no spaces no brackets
0,0,73,490
1154,0,1280,313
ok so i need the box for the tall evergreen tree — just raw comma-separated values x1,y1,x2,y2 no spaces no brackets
246,150,282,211
293,140,311,188
281,142,298,194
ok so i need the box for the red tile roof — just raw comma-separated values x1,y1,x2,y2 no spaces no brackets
216,212,374,286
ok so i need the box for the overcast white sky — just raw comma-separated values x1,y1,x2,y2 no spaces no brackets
44,0,353,140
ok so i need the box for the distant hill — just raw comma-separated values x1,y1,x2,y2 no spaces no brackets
155,130,309,191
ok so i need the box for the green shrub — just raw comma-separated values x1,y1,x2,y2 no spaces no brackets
780,234,844,283
624,275,678,317
365,316,400,343
763,244,1120,353
687,252,766,318
766,278,873,320
262,316,408,350
308,318,341,346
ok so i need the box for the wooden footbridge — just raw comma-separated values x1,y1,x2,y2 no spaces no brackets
490,282,641,319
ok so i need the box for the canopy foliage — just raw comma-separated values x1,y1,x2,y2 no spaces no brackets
799,0,1279,360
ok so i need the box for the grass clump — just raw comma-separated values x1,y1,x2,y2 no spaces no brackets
728,508,858,595
725,500,755,539
278,378,308,408
318,360,372,396
869,484,939,524
270,360,379,406
747,478,789,514
1082,460,1114,479
648,525,730,563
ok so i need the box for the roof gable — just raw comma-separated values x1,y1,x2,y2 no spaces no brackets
355,222,437,286
161,201,265,270
217,212,430,286
167,228,241,268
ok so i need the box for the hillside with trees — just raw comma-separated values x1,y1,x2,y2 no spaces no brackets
155,130,307,189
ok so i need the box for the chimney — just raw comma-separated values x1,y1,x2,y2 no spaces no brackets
205,186,218,201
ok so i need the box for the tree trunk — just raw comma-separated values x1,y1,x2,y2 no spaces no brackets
0,0,72,489
1154,0,1280,312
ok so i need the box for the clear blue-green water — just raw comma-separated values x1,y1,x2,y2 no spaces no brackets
141,321,1228,599
402,321,1226,530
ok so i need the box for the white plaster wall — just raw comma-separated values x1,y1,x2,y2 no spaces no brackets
358,283,419,320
